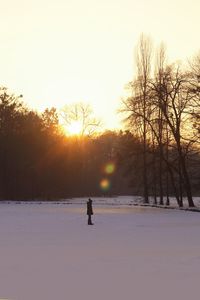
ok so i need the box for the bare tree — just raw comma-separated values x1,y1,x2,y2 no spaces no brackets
60,102,101,136
154,44,167,205
188,52,200,140
122,34,152,203
152,64,195,207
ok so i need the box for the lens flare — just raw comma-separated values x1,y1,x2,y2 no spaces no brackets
100,179,110,191
104,163,115,174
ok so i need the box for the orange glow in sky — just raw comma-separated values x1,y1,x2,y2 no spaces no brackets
0,0,199,130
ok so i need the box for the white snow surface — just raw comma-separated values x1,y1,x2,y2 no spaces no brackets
0,196,200,300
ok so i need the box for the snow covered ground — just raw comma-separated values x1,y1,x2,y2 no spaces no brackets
0,197,200,300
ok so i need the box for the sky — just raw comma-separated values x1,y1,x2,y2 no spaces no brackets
0,0,200,130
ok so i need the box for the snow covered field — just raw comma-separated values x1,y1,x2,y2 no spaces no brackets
0,197,200,300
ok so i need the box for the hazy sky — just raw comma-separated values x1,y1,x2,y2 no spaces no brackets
0,0,199,129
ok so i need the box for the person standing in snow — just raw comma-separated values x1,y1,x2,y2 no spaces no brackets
87,198,94,225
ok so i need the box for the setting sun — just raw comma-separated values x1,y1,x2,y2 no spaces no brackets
65,120,82,136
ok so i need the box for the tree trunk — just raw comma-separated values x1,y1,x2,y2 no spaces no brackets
142,103,149,204
159,144,164,205
152,140,157,205
177,142,195,207
178,158,183,207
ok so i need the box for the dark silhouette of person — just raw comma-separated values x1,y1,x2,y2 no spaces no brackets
87,198,94,225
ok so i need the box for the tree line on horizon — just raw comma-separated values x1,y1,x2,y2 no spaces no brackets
0,35,200,206
0,90,132,200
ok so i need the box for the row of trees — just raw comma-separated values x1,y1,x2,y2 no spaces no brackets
0,35,200,205
121,34,200,207
0,88,134,199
